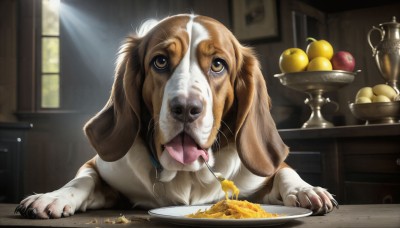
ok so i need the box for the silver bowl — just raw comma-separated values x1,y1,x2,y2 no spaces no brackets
274,70,357,93
349,101,400,124
274,70,357,128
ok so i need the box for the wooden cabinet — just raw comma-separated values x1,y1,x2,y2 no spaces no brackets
284,151,322,187
341,136,400,204
279,123,400,204
0,122,32,203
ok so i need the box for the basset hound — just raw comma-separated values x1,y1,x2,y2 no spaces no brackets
15,14,338,219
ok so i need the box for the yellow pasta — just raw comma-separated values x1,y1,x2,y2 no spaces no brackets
187,179,280,219
220,179,239,200
187,200,280,219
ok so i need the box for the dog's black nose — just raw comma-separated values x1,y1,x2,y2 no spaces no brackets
170,96,203,122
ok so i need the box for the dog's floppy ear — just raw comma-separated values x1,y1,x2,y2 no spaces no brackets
84,37,143,161
234,47,289,177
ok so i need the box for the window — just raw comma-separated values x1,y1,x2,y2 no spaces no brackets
40,0,60,108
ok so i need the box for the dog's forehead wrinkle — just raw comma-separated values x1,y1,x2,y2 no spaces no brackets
167,17,210,95
191,85,202,93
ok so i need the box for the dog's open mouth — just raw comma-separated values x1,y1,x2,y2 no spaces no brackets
164,133,209,165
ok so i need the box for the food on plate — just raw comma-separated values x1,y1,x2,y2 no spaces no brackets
331,51,355,71
306,37,334,60
279,48,309,73
355,84,398,103
307,56,333,71
186,199,280,219
186,179,280,219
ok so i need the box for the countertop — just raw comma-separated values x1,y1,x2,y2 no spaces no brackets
278,123,400,139
1,204,399,227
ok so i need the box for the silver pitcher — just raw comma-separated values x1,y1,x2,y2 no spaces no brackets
368,16,400,93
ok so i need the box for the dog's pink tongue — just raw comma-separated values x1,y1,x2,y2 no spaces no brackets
165,134,208,164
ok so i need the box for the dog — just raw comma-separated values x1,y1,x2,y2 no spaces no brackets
15,14,337,219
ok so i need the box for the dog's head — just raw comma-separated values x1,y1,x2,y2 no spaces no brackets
84,14,288,178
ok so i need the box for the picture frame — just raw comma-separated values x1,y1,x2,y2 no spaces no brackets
231,0,280,44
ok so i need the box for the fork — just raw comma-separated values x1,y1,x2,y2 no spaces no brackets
202,156,225,182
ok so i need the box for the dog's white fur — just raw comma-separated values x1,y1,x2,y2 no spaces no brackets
158,16,214,177
17,15,336,219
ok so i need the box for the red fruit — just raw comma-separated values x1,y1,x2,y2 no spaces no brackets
331,51,355,72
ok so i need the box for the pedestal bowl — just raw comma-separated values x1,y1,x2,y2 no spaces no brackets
349,101,400,124
275,70,358,128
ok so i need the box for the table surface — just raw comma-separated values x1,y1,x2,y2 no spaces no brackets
1,204,399,228
278,123,400,139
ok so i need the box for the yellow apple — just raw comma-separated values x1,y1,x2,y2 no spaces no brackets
279,48,309,73
306,38,334,60
372,95,391,102
372,84,397,100
356,87,373,99
355,97,372,104
307,57,332,71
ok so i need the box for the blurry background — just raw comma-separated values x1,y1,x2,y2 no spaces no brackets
0,0,399,203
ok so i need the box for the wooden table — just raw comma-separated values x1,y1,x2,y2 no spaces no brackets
0,204,399,227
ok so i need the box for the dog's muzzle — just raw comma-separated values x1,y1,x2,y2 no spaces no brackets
164,95,209,164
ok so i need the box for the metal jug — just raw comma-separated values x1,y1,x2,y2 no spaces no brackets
368,16,400,92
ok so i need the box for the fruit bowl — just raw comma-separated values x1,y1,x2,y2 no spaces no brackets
275,70,358,128
349,101,400,124
274,70,357,93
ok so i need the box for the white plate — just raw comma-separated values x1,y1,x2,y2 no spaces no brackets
148,205,312,227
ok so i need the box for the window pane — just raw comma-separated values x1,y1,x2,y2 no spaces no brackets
42,0,60,36
42,38,59,73
42,74,60,108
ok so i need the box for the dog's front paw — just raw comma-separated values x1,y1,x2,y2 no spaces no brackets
15,192,76,219
267,168,339,215
283,186,338,215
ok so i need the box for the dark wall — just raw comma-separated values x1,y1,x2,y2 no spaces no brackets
0,0,17,122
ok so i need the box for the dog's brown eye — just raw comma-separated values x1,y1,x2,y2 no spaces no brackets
211,58,227,74
152,55,169,72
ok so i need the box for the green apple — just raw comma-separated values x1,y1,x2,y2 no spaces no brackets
279,48,309,73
